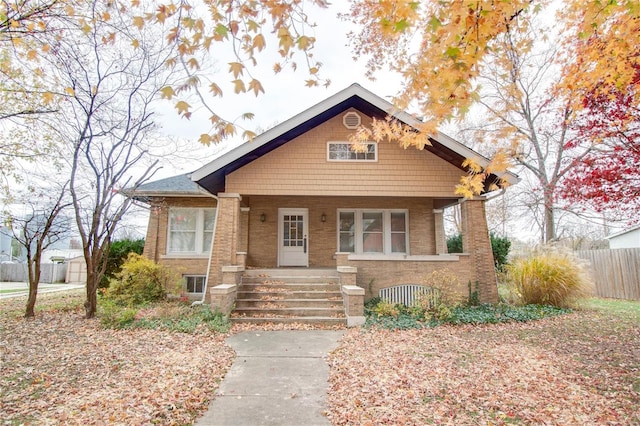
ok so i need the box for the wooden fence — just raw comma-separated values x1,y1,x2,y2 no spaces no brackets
0,263,68,283
575,248,640,301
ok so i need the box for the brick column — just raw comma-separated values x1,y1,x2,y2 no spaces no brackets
240,207,250,253
206,193,242,302
460,198,498,303
143,201,165,263
433,209,448,255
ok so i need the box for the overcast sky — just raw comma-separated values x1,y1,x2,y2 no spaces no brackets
151,1,404,178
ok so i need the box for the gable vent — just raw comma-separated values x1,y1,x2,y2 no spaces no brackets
343,112,362,129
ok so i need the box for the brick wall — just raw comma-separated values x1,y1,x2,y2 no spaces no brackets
244,195,438,268
347,257,474,301
206,194,241,300
142,196,216,279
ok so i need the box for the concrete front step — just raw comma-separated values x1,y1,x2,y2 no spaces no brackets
241,276,339,285
239,283,340,292
230,316,346,326
233,268,345,325
237,290,342,300
235,299,344,309
243,268,339,278
233,307,345,317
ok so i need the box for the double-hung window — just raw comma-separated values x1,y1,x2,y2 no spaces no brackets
337,209,408,255
167,208,216,255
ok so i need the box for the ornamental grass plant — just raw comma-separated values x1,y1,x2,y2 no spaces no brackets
506,249,593,308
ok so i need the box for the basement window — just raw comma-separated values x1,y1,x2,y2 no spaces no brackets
184,275,206,294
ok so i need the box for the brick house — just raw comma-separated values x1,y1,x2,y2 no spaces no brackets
134,84,517,325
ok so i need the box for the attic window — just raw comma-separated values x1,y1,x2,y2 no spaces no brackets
327,141,377,161
343,112,361,129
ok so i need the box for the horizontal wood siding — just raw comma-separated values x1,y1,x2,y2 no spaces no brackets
226,109,464,197
576,248,640,300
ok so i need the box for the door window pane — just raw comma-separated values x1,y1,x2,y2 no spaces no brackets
283,214,304,247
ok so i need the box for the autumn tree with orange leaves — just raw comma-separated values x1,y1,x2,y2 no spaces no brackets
343,1,639,199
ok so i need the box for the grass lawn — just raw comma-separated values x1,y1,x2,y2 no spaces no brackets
326,298,640,425
1,290,638,425
0,289,25,294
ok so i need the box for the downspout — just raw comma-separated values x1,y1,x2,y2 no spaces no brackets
192,190,220,307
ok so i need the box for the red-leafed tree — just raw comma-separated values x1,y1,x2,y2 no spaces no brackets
559,69,640,222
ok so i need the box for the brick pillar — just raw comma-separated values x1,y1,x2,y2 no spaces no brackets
240,207,250,253
460,198,498,303
433,209,448,255
206,193,241,302
143,201,164,263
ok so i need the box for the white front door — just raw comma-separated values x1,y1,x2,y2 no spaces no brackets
278,208,308,267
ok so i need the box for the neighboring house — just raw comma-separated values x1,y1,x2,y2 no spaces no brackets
134,84,518,321
606,225,640,249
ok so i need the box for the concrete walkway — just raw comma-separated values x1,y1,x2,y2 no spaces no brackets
196,330,344,426
0,282,84,299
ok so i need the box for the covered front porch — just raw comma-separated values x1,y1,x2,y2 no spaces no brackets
206,193,497,324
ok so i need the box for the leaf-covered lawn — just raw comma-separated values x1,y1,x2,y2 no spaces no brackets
0,291,234,425
327,303,640,425
3,291,638,425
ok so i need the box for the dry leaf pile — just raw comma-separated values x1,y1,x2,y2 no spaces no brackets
327,312,640,425
0,292,234,425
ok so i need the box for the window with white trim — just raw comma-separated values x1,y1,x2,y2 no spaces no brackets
337,209,408,255
184,275,206,294
327,141,377,161
167,208,216,255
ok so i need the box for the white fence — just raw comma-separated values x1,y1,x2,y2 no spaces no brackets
0,263,67,283
379,285,441,307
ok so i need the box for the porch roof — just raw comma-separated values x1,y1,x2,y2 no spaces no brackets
132,173,210,200
191,83,519,195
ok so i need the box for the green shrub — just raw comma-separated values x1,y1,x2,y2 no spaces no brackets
99,301,230,333
99,299,138,329
373,300,400,318
490,233,511,272
423,268,465,305
103,253,181,306
100,238,145,287
447,303,570,325
364,298,569,330
446,234,463,253
447,233,511,272
506,250,593,308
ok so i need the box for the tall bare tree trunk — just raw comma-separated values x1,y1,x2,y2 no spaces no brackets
544,188,556,243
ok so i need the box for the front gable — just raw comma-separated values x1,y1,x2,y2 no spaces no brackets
226,109,464,197
191,83,518,197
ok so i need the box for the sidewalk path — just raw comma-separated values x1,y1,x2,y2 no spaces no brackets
0,282,84,299
196,330,344,426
